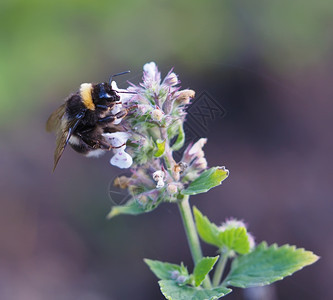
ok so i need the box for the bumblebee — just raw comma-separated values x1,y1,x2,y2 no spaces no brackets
46,71,131,171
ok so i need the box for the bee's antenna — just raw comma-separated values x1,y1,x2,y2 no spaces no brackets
109,70,131,85
117,91,137,94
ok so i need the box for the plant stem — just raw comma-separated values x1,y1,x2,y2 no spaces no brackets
212,250,228,287
160,127,174,172
178,195,211,288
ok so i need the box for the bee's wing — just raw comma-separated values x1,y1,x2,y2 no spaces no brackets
52,110,86,171
53,126,69,172
46,103,66,132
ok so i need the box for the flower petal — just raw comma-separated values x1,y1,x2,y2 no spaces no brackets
188,138,207,155
111,81,133,103
143,62,157,78
110,151,133,169
103,132,131,147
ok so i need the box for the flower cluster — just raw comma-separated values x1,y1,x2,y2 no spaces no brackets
109,62,209,207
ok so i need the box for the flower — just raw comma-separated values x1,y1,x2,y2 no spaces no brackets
178,138,208,182
247,233,256,250
175,89,195,105
107,62,219,209
111,81,133,123
219,218,247,231
163,71,179,87
120,62,195,171
188,138,207,157
103,132,133,169
143,62,158,80
143,62,161,89
192,157,208,170
152,170,165,189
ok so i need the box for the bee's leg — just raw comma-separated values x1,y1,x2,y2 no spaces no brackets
127,104,138,112
76,133,111,150
97,109,128,124
109,143,126,149
85,137,126,150
79,127,94,134
96,104,109,109
96,102,122,109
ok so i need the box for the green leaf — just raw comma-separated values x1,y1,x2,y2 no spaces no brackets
225,242,319,288
182,167,229,196
106,198,159,219
155,139,166,157
193,256,219,287
193,207,221,247
218,227,250,255
159,280,232,300
144,259,188,280
171,124,185,151
194,207,251,254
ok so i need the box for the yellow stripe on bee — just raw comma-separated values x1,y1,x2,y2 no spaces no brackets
80,83,95,110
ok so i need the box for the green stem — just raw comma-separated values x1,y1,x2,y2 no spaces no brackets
160,127,174,171
212,250,228,287
178,195,211,288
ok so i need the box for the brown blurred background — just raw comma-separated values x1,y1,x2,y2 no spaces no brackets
1,1,332,299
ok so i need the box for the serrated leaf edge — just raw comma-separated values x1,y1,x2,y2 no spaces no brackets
159,280,232,300
181,167,229,196
225,242,319,288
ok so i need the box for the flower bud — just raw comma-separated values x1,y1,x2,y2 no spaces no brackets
219,218,247,232
176,275,187,284
114,176,130,189
137,195,148,205
173,162,188,180
151,108,164,122
175,89,195,105
182,138,207,164
248,233,256,250
170,270,180,280
173,162,188,174
188,138,207,156
163,72,178,86
167,183,178,195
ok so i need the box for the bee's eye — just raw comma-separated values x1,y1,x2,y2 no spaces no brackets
99,84,111,99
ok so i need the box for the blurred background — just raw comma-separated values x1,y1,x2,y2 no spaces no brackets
1,0,332,299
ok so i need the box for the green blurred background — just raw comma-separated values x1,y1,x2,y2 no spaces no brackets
1,1,332,299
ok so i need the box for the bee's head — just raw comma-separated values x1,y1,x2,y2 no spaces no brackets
95,82,119,103
93,71,134,106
